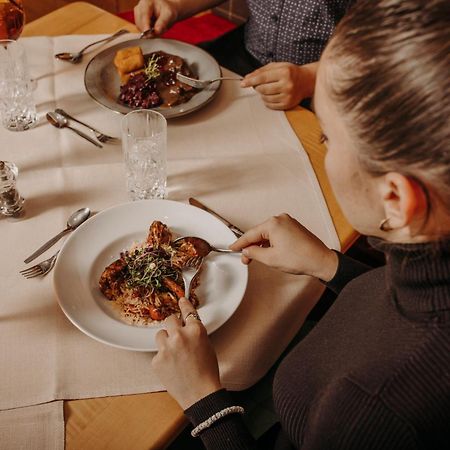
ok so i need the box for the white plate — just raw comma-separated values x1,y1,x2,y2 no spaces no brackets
53,200,248,352
84,38,221,119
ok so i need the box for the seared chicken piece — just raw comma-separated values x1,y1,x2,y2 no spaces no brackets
146,220,172,247
98,258,127,301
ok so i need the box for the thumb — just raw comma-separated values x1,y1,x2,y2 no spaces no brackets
242,244,273,265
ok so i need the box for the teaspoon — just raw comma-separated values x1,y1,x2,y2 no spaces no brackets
46,112,103,148
173,236,240,258
24,207,91,263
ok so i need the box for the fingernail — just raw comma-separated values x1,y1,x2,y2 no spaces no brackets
242,248,249,256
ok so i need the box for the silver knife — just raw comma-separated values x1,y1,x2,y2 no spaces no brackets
189,197,244,237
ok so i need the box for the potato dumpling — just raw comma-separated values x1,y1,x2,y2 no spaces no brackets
114,46,145,75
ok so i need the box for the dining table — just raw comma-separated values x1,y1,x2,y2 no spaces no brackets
0,2,357,449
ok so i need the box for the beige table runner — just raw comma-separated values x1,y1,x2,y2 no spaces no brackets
0,35,339,446
0,402,64,450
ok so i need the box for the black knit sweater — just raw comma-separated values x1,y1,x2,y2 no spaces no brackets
185,238,450,449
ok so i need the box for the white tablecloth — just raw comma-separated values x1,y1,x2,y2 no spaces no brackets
0,35,339,449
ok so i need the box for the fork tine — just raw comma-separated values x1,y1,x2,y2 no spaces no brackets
97,134,120,144
20,251,59,278
21,268,43,278
20,266,41,275
24,270,43,279
185,256,203,268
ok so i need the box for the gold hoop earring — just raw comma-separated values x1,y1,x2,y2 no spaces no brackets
379,217,393,232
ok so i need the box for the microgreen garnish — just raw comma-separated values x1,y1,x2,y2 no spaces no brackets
144,54,161,81
123,246,178,291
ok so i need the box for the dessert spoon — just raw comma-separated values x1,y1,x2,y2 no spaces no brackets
173,236,240,258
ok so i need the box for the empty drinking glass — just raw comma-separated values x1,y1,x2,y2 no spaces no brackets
122,110,167,200
0,39,37,131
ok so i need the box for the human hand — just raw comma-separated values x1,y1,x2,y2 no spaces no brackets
134,0,179,35
152,298,222,410
229,214,338,282
240,62,318,110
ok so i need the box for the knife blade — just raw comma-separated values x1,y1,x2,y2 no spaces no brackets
188,197,244,237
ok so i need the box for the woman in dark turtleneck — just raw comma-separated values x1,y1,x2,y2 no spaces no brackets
151,0,450,448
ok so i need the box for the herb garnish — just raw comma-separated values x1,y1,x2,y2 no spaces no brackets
144,54,161,81
123,246,178,291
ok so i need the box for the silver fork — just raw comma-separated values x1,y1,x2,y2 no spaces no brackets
176,73,243,89
20,251,59,279
54,109,120,145
180,256,203,300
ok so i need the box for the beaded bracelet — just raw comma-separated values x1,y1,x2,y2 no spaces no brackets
191,406,245,437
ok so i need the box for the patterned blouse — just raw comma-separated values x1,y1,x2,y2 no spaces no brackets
245,0,355,65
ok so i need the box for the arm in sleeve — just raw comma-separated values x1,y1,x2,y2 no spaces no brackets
324,251,373,295
184,389,258,450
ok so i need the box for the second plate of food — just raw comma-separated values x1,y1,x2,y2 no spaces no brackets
53,199,248,352
84,38,221,118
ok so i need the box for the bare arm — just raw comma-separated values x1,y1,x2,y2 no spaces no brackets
134,0,227,33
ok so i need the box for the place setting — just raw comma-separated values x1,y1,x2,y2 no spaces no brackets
16,105,248,352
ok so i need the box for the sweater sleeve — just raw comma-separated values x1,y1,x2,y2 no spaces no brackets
324,251,372,295
301,377,417,450
184,389,258,450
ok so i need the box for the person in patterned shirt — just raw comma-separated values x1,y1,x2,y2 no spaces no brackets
134,0,355,110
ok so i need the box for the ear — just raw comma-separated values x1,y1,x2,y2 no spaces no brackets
380,173,427,230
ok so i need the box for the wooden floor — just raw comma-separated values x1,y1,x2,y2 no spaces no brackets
23,0,136,23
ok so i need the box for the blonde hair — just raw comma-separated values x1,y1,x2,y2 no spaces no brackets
327,0,450,212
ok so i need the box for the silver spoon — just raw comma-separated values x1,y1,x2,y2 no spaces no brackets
54,29,130,63
46,112,103,148
24,207,91,263
173,236,240,258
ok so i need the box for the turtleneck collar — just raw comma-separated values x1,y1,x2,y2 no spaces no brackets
368,237,450,318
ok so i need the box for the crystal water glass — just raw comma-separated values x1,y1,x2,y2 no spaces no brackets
0,39,37,131
122,110,167,201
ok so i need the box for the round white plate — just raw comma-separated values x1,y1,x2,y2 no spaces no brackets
84,38,221,119
53,200,248,352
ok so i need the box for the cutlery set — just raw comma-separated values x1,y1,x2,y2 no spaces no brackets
19,199,244,279
46,110,119,147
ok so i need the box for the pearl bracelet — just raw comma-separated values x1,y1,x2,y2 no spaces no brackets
191,406,245,437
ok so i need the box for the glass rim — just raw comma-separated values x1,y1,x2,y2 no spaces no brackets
121,109,167,135
0,39,21,45
0,39,25,53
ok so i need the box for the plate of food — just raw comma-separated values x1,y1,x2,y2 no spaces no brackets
84,38,221,118
53,199,247,351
